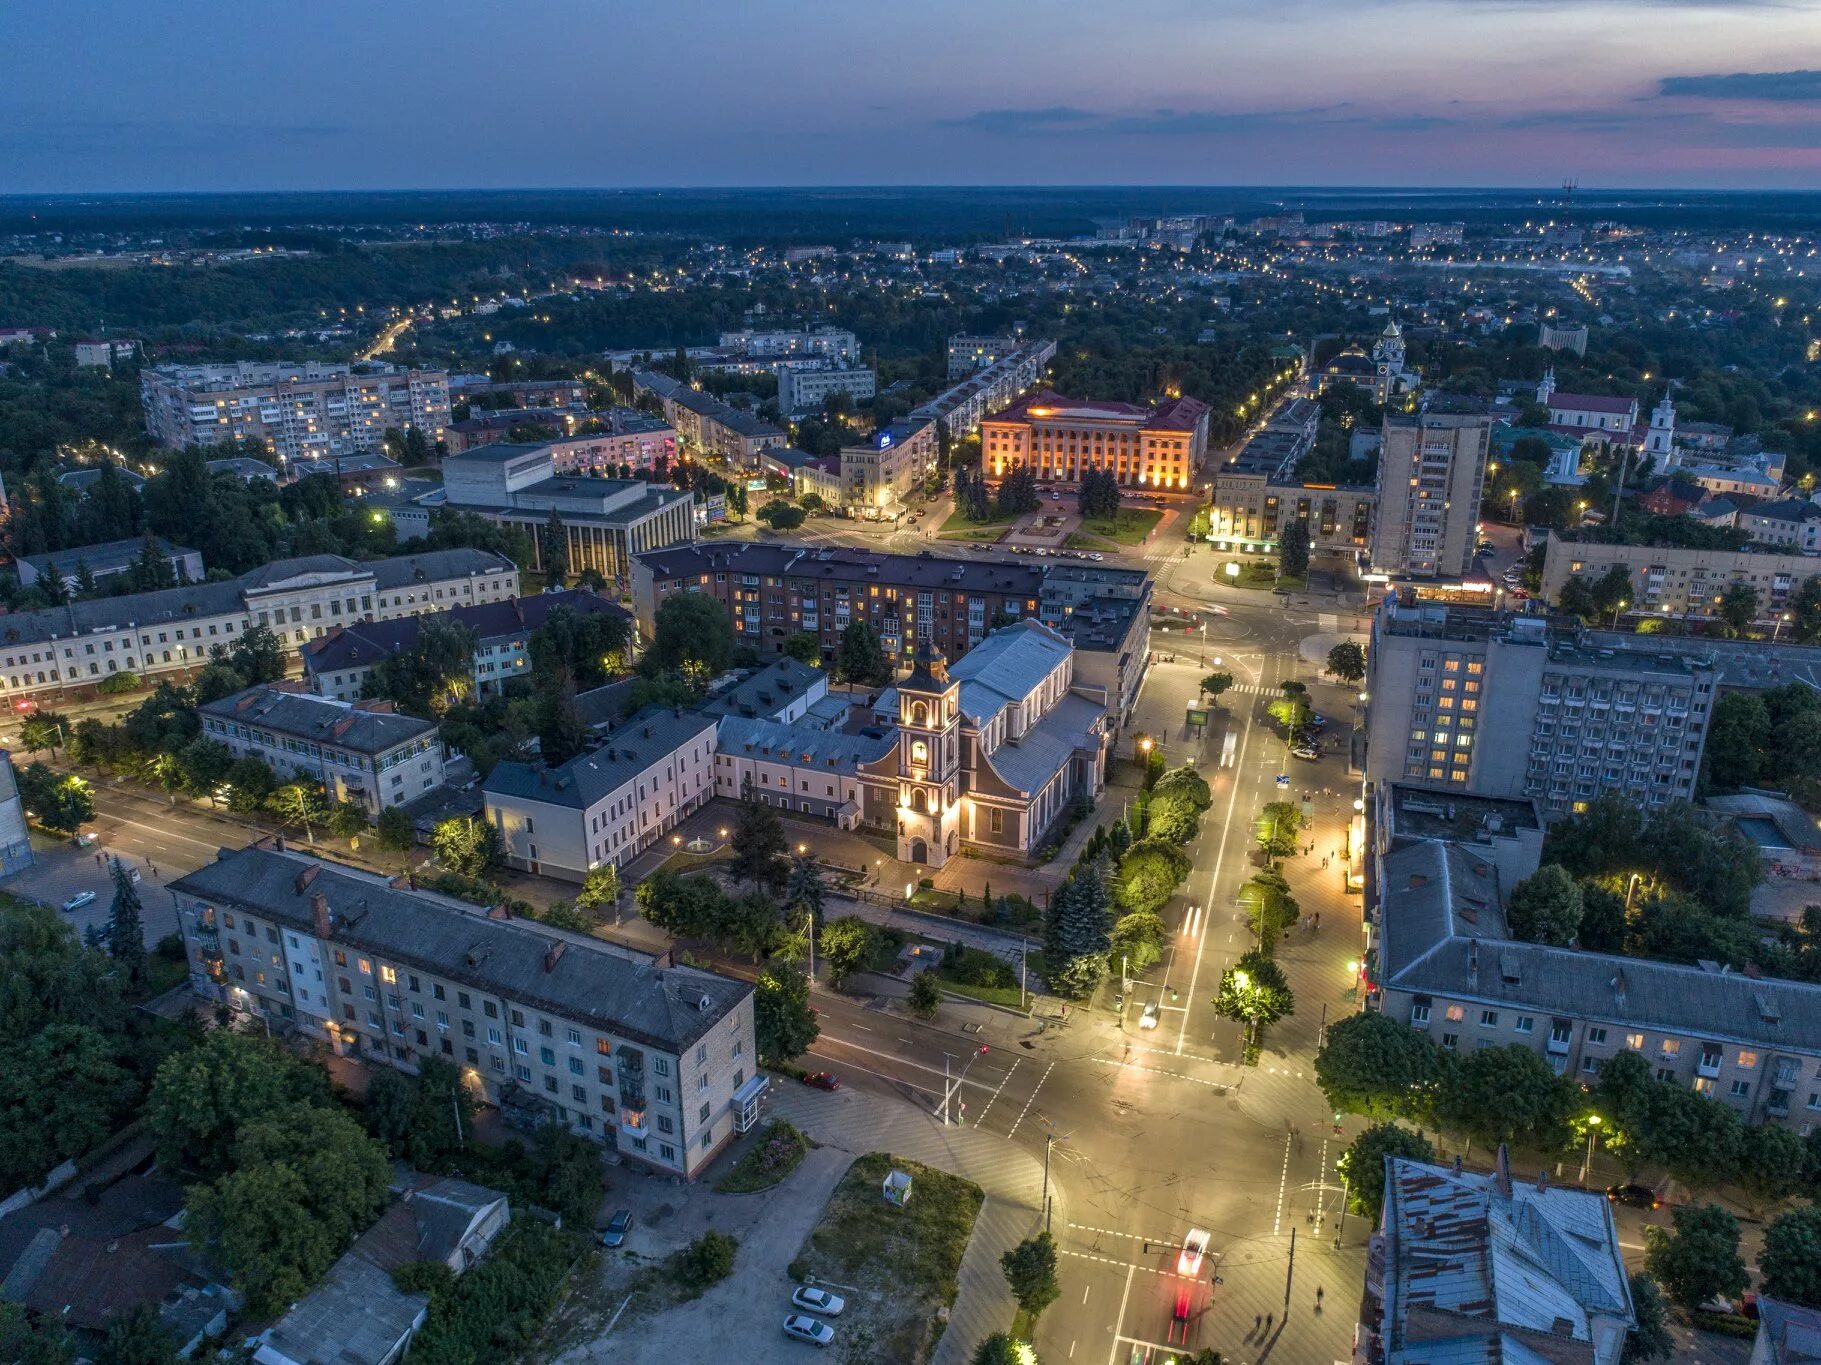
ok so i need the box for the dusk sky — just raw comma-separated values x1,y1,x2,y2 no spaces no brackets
6,0,1821,191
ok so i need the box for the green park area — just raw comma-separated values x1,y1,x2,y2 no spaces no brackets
1072,506,1163,547
938,508,1014,541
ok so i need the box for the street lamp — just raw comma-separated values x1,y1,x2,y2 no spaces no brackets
1579,1114,1603,1184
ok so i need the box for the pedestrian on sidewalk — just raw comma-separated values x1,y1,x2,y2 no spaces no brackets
1316,1286,1325,1312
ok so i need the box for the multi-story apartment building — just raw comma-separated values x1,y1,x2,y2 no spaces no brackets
448,376,590,409
777,365,875,417
947,332,1026,379
0,751,34,880
1738,498,1821,554
443,407,676,469
1372,396,1492,579
1540,534,1820,622
440,443,694,584
633,543,1045,666
630,371,787,469
170,845,759,1178
1365,593,1714,818
910,340,1057,437
718,326,857,364
200,685,445,816
0,548,517,706
141,362,450,462
483,706,718,880
1361,1145,1634,1365
836,419,936,514
301,588,633,701
1368,830,1821,1132
982,391,1210,490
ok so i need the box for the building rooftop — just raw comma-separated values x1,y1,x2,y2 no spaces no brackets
1755,1297,1821,1365
18,535,195,581
202,685,437,755
1377,1149,1632,1365
700,658,826,721
1549,391,1637,414
1386,784,1541,844
947,620,1073,724
1049,594,1143,655
443,441,550,465
301,589,627,676
171,846,750,1052
637,542,1047,600
716,714,895,775
980,691,1104,796
484,706,718,811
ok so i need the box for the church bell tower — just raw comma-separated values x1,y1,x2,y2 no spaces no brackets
894,636,962,868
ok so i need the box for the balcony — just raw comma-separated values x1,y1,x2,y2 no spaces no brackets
1767,1090,1792,1118
1697,1054,1722,1079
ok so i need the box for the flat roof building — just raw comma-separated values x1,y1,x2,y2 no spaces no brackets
1373,396,1493,579
982,390,1210,490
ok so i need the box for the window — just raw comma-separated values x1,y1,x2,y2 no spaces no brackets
567,1028,582,1048
1409,1004,1430,1026
1730,1080,1752,1098
1659,1039,1681,1058
1514,1016,1534,1034
1737,1049,1759,1069
1582,1057,1602,1075
1444,1005,1465,1023
1479,1010,1498,1028
1441,1033,1459,1051
696,1044,708,1065
653,1057,671,1077
540,1046,555,1066
1624,1033,1645,1051
1586,1027,1607,1045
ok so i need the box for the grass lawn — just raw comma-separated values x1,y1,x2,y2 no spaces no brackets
937,944,1043,1011
714,1120,811,1194
1225,562,1306,592
789,1152,986,1364
1079,506,1164,545
938,508,1013,542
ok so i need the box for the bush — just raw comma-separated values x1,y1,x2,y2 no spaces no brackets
943,944,1017,990
402,1219,584,1363
96,671,141,696
671,1229,738,1290
715,1121,810,1194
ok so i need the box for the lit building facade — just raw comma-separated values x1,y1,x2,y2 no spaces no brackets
981,392,1210,489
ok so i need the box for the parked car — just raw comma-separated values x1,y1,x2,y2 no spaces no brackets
599,1208,633,1247
801,1071,841,1091
1139,1002,1160,1029
791,1286,845,1317
60,891,97,913
783,1314,835,1347
1178,1228,1209,1276
1290,744,1321,762
1606,1184,1660,1210
1303,712,1328,730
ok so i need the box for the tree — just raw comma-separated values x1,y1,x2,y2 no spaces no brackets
265,781,328,840
406,1055,475,1167
363,1068,416,1156
1437,1044,1575,1152
1239,869,1301,952
327,800,368,842
1702,692,1769,790
908,969,941,1019
1213,949,1293,1054
187,1157,340,1316
819,915,876,986
995,466,1041,518
1336,1123,1435,1225
224,756,276,814
1000,1231,1061,1319
225,622,287,686
1643,1202,1746,1311
971,1335,1028,1365
780,631,822,665
1316,1012,1446,1125
836,619,888,686
376,804,416,852
19,764,94,833
1326,640,1366,684
1109,910,1168,975
1255,801,1303,864
1758,1206,1821,1308
177,736,233,801
1505,865,1584,947
729,789,789,893
540,508,569,589
672,1228,738,1288
1719,581,1760,636
1740,1123,1809,1213
535,678,587,766
104,858,148,988
577,862,622,921
1114,841,1191,916
19,710,69,755
644,591,733,687
0,1024,138,1188
1623,1274,1675,1363
431,816,501,879
1044,859,1114,998
93,1302,180,1365
754,963,818,1064
1199,671,1233,704
1278,518,1311,577
147,1031,328,1176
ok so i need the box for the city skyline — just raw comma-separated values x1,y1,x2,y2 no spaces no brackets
6,0,1821,192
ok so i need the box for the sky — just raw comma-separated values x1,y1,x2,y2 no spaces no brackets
5,0,1821,192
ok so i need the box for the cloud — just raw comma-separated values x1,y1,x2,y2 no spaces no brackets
937,106,1103,135
1658,69,1821,100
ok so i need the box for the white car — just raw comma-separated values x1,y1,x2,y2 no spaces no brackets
783,1314,835,1347
60,891,97,913
1139,1002,1160,1029
1178,1227,1209,1276
792,1286,845,1317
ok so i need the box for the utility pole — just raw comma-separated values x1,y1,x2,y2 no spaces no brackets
1333,1178,1347,1250
452,1090,465,1146
1043,1133,1055,1232
1284,1226,1296,1312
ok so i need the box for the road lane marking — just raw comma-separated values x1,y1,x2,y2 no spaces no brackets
95,809,241,854
1096,1057,1232,1091
973,1056,1022,1129
1005,1058,1056,1138
1176,690,1253,1056
1106,1264,1137,1365
1273,1131,1293,1236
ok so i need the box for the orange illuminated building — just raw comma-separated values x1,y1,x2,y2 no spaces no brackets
980,391,1210,489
